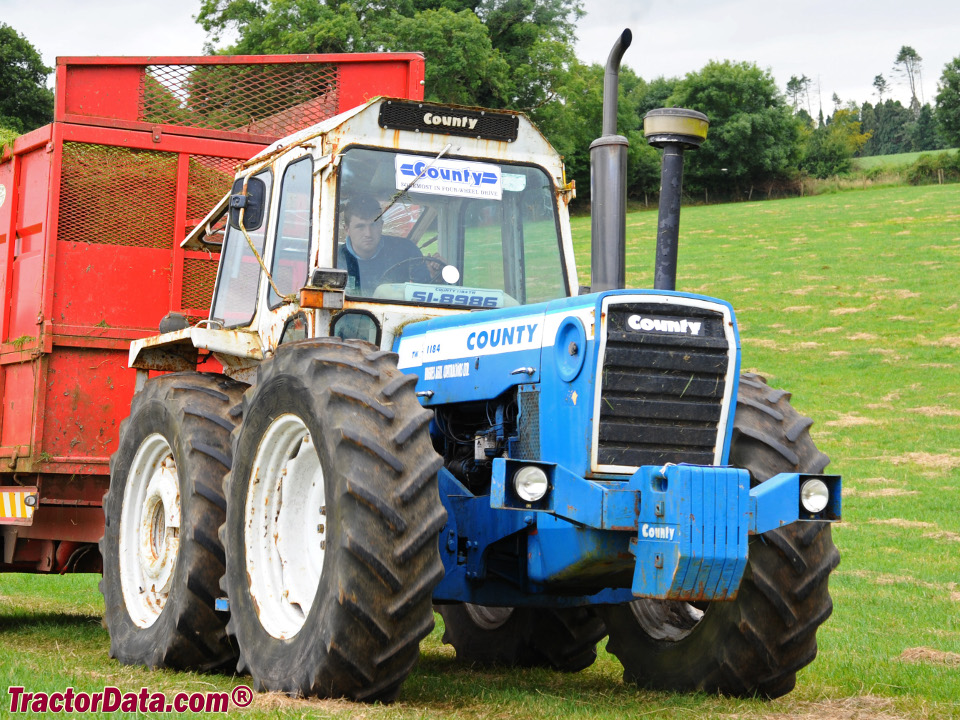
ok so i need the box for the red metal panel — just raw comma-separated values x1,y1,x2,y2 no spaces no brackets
6,145,52,341
15,505,104,543
61,65,142,122
41,346,133,465
57,53,424,66
338,57,426,112
8,249,43,338
60,113,282,147
170,154,191,315
60,122,263,159
0,362,35,450
52,244,174,330
0,151,19,344
0,123,50,162
54,54,424,143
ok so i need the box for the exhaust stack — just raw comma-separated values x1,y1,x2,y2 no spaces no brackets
644,108,709,291
589,29,632,293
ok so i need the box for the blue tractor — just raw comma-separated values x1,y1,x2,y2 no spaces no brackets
102,30,841,702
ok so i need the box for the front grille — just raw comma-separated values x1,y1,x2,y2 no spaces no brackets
596,301,732,470
516,387,541,459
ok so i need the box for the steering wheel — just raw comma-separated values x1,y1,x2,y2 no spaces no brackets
379,255,454,285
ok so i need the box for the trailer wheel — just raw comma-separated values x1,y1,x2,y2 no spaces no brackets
100,372,247,670
437,604,605,672
221,338,445,701
600,373,840,698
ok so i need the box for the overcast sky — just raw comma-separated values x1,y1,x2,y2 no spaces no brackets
3,0,958,111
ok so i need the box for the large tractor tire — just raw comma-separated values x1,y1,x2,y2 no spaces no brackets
437,604,606,672
600,373,840,698
101,372,247,670
221,338,446,702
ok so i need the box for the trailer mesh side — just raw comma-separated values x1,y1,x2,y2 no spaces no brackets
186,154,236,233
59,143,177,249
140,63,340,136
596,302,731,469
181,257,220,319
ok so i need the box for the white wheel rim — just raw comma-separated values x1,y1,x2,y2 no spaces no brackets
245,414,325,639
464,604,514,631
629,599,705,642
118,434,181,628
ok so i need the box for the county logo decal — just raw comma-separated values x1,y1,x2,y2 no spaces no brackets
395,154,502,200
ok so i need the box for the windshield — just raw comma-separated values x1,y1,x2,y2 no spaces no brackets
335,147,567,309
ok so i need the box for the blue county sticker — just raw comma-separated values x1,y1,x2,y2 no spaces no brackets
395,154,502,200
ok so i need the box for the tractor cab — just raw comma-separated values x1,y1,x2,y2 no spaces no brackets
129,97,578,379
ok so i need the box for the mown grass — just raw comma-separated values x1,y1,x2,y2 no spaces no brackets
853,148,958,171
2,183,960,718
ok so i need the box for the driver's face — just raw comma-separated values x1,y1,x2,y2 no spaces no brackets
347,214,383,259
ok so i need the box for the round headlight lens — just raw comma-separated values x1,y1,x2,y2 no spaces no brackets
800,479,829,514
514,466,549,503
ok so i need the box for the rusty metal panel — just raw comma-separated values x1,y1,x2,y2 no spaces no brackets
40,346,133,466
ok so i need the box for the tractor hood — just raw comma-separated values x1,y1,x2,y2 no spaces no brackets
395,293,594,404
395,289,741,475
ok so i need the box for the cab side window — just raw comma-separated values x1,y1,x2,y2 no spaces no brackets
269,157,313,308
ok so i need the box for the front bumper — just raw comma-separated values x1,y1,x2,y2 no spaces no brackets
491,460,841,600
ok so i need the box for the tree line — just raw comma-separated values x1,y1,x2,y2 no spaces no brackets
4,5,960,204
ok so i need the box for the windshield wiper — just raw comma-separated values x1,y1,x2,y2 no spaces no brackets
375,142,454,223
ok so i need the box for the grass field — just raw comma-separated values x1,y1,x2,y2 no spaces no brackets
853,148,958,171
2,183,959,718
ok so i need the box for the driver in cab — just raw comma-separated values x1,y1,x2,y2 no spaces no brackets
337,194,427,294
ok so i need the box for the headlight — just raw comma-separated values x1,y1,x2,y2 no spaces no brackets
514,466,548,502
800,479,829,514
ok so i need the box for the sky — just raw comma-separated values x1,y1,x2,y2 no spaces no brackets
3,0,958,112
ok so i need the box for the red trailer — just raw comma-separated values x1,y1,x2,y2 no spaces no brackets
0,53,424,572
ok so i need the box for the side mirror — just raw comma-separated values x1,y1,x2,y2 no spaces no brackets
228,176,267,231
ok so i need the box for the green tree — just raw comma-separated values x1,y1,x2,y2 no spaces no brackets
873,74,889,103
391,9,511,105
0,24,54,134
935,56,960,146
858,101,877,155
868,99,914,154
534,61,660,204
666,60,802,197
196,0,583,109
785,74,811,113
893,45,923,115
800,107,870,178
634,75,678,117
908,104,943,151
